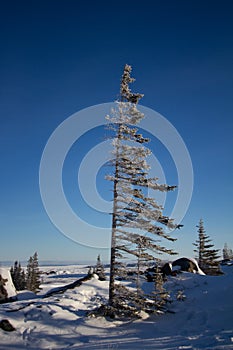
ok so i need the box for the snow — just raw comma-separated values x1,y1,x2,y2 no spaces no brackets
0,264,233,349
0,267,17,299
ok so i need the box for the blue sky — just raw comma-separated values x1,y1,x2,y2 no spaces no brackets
1,0,233,263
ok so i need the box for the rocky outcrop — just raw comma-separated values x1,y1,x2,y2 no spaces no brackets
172,257,199,273
161,257,205,277
0,319,15,332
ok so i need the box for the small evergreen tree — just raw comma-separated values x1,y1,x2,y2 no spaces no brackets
26,252,41,293
153,264,169,310
87,266,94,277
223,243,233,260
94,255,106,281
193,219,221,275
10,261,26,291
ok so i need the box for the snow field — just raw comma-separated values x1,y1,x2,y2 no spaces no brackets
0,264,232,349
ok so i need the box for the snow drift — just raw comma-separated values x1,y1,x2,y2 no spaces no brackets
0,267,17,300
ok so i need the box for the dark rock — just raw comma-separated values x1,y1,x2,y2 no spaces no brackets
0,319,16,332
172,258,198,273
161,262,172,277
0,274,8,301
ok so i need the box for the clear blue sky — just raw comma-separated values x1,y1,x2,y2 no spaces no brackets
1,0,233,263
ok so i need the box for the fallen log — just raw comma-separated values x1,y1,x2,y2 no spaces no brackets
43,274,91,298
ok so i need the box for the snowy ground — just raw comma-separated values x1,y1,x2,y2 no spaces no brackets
0,263,233,349
0,267,16,299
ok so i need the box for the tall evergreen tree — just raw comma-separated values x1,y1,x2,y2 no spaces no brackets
26,252,41,293
106,64,181,313
193,219,221,274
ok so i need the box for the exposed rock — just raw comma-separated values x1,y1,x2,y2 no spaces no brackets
172,257,199,273
161,262,172,277
160,257,205,277
0,319,16,332
0,274,8,301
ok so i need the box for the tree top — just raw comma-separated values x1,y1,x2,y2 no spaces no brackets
120,64,144,104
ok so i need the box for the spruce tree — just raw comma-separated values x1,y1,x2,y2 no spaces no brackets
94,255,106,281
26,252,41,293
223,243,233,260
106,64,181,313
193,219,221,275
10,261,26,291
153,264,169,310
